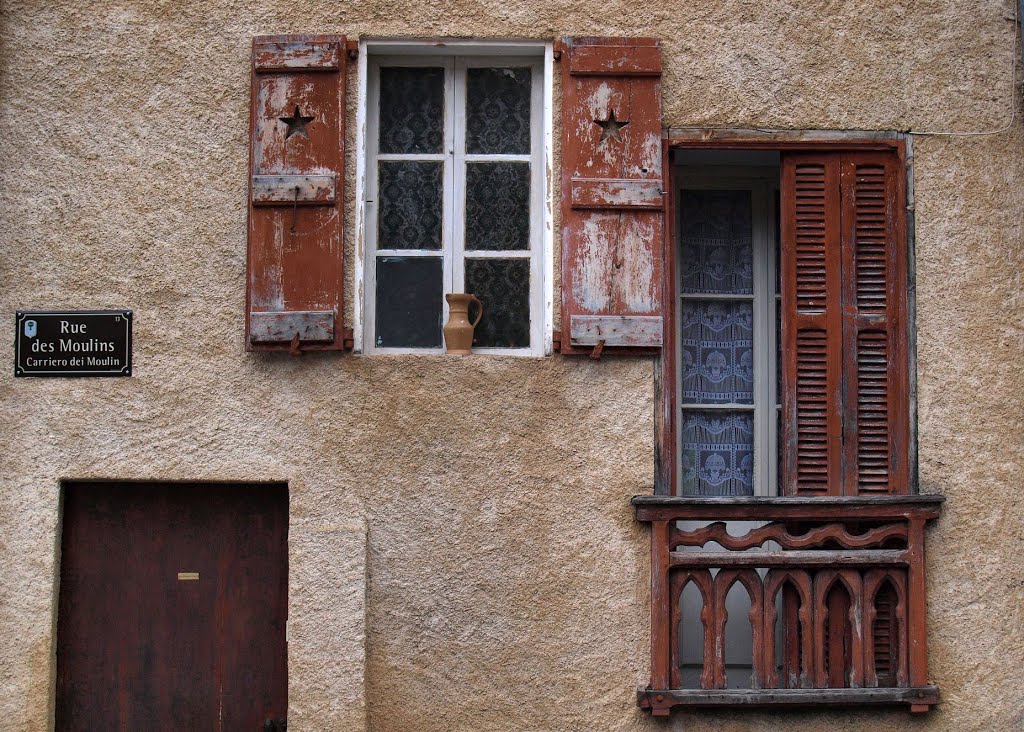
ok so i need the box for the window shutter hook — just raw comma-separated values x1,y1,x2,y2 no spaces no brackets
290,186,300,233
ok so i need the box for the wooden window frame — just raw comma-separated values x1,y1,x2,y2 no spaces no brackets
656,131,917,498
354,40,555,356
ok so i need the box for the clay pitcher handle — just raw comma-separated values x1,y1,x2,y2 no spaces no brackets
469,295,484,328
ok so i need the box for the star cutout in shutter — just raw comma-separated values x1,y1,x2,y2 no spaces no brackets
279,105,315,140
594,110,629,143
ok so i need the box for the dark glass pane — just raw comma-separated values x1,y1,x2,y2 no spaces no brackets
681,190,753,294
466,67,531,155
378,67,445,154
465,258,530,348
378,161,443,250
376,257,443,348
465,162,530,251
681,300,754,405
681,411,754,496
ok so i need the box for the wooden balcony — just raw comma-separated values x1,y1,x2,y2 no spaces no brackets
632,495,944,717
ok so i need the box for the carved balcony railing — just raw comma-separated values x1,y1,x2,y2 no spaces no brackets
633,495,944,717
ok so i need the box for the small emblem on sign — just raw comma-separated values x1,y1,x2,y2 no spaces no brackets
24,320,36,338
177,572,200,581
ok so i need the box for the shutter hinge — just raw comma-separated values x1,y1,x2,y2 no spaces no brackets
343,326,354,351
346,39,359,60
553,39,567,61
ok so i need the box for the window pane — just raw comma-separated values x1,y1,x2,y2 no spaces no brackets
466,67,531,155
681,190,753,294
376,257,443,348
378,67,445,154
378,161,443,250
465,162,530,251
681,411,755,496
682,301,754,405
465,258,530,348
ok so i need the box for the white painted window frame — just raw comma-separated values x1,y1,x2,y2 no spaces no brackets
674,167,780,497
354,39,554,356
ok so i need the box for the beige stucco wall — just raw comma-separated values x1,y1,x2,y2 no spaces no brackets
1,1,1022,731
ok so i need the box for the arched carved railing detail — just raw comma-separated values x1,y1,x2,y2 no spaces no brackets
633,496,943,717
863,569,909,688
812,569,865,688
763,570,814,689
711,569,767,689
671,520,907,552
669,570,715,690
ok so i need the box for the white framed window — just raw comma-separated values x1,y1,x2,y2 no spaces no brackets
675,162,780,497
355,41,553,356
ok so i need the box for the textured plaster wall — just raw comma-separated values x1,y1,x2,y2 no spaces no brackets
0,1,1022,731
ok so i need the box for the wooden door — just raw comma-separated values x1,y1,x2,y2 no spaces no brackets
56,482,288,731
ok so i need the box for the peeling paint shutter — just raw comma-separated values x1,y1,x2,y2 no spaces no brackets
781,151,909,495
560,37,665,355
246,35,346,351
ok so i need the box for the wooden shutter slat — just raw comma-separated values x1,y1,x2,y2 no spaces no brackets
247,35,346,351
782,154,844,495
560,37,664,355
840,152,909,495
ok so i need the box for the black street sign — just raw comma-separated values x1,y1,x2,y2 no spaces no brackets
15,311,132,377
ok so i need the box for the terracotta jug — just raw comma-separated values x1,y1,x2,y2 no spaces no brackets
443,293,483,355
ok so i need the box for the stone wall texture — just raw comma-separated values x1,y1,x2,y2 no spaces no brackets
1,1,1022,730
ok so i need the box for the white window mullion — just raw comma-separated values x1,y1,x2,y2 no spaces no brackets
438,57,457,326
363,58,383,354
766,181,780,497
529,58,545,354
751,184,771,497
451,57,467,298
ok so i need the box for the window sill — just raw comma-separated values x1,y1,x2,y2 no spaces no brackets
638,686,940,716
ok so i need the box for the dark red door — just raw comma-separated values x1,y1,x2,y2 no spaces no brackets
56,482,288,731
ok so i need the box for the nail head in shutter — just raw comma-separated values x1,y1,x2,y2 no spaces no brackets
246,35,346,351
560,37,665,356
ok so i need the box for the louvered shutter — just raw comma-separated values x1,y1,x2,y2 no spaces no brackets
781,150,909,496
246,35,346,351
560,37,665,355
781,153,845,495
839,152,910,495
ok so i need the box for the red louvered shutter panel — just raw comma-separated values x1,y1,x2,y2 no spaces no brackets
781,153,844,495
560,37,665,355
781,150,909,496
246,35,346,351
840,152,910,495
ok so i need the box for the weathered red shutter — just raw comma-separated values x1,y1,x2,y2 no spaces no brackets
560,37,664,355
246,35,346,351
839,151,910,495
781,150,909,495
781,153,845,495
